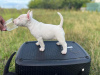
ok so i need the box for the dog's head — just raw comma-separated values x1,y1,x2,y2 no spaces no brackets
13,10,33,27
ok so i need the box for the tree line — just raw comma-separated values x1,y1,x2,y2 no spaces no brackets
28,0,90,10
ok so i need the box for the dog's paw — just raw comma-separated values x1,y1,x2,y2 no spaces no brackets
36,42,40,46
61,50,67,54
56,42,61,45
39,48,45,52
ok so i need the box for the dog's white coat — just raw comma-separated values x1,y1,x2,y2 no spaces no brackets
13,10,67,54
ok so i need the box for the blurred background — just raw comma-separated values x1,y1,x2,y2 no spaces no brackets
0,0,100,75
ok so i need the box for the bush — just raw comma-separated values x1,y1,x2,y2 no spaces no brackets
28,0,43,8
28,0,90,9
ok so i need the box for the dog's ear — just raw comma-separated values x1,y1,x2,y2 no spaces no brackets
27,10,31,20
30,11,33,18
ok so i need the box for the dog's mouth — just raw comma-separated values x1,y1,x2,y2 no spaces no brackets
14,24,18,26
21,25,25,26
14,23,19,26
13,21,18,26
15,24,24,26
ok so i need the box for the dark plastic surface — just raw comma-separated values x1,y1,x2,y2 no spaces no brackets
15,41,91,75
15,41,90,66
16,63,90,75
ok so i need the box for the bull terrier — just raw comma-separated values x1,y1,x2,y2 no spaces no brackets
13,10,67,54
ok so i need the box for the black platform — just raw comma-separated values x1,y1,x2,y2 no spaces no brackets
15,41,91,75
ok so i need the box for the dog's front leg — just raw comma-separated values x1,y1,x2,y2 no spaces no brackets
37,37,45,51
36,42,40,46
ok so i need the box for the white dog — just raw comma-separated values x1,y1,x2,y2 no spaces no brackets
13,10,67,54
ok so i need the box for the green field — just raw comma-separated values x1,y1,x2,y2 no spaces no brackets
0,9,100,75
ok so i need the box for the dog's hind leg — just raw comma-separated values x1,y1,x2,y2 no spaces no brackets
37,37,45,51
57,36,67,54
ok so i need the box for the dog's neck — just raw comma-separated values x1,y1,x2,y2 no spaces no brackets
26,18,41,30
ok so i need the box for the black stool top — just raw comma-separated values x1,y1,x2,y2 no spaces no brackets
16,41,90,66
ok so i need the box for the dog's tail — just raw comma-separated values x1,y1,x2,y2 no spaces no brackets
3,52,16,75
57,12,63,28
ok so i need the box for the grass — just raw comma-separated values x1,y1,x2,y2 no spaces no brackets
0,8,100,75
